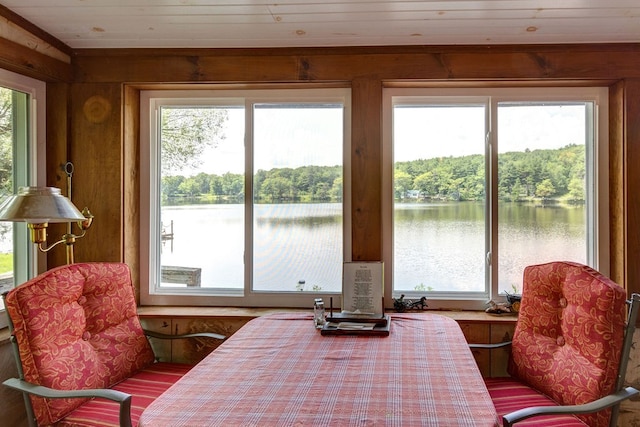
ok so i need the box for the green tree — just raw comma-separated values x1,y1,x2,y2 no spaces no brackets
253,169,268,199
161,107,228,175
535,178,556,199
296,166,320,194
0,88,13,241
329,176,343,200
178,177,200,196
414,171,436,197
161,175,185,198
209,175,223,196
567,178,585,201
193,172,212,195
397,144,584,203
261,176,291,200
394,169,413,199
221,172,244,197
0,88,13,196
511,178,524,201
314,182,330,200
160,144,586,205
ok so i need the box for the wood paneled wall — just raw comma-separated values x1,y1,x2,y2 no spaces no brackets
66,44,640,299
624,79,640,301
0,16,639,296
1,17,640,423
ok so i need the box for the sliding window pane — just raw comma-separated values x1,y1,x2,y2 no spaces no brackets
497,103,589,294
0,87,15,307
159,106,244,290
0,86,30,309
252,104,343,293
393,105,486,293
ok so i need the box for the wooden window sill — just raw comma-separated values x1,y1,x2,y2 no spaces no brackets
137,306,518,323
0,308,517,345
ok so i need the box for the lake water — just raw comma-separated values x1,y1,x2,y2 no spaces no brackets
160,201,586,293
394,202,586,293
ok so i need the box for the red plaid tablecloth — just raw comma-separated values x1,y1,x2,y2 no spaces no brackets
139,313,499,426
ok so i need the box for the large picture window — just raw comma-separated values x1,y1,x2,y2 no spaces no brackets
141,88,350,307
0,69,44,328
383,87,608,310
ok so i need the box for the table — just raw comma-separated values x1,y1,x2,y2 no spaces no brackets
139,313,499,426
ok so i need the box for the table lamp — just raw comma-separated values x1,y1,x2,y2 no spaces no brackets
0,164,93,264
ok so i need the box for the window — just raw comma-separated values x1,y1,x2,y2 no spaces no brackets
383,87,608,310
141,88,350,307
0,69,44,328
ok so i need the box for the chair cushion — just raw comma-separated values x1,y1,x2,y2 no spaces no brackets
485,377,588,426
56,362,193,427
5,263,156,426
508,261,627,427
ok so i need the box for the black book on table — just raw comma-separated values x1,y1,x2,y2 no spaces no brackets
321,315,391,336
325,312,388,326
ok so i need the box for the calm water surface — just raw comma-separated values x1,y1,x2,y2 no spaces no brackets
160,202,586,293
394,202,585,292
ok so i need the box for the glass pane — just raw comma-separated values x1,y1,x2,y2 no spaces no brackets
393,105,486,293
0,83,31,318
0,87,17,308
253,104,343,293
158,106,244,289
497,103,588,294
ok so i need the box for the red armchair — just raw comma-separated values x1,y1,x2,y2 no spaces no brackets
473,261,639,427
2,262,224,427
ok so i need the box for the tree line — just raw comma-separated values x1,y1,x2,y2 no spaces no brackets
162,144,585,204
162,165,342,203
395,144,585,202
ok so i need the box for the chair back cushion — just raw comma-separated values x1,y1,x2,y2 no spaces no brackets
508,261,627,427
5,262,155,426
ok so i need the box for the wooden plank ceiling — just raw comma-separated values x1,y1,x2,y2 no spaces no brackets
1,0,639,49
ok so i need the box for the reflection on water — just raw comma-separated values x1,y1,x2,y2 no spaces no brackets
394,202,585,293
160,201,585,293
394,202,485,292
253,204,343,291
161,204,245,288
498,202,586,293
160,203,344,291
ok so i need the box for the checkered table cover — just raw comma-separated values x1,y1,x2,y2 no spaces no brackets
139,313,499,427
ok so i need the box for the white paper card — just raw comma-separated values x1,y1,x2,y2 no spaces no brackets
342,262,384,315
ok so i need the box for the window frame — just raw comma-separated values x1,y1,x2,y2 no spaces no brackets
382,86,609,310
140,87,352,307
0,68,45,328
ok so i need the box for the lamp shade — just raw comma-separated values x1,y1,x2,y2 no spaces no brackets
0,187,85,223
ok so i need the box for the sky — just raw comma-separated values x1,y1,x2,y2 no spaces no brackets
393,104,587,162
192,106,343,176
186,103,587,176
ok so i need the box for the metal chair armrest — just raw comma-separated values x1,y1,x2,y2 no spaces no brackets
502,386,639,427
144,329,225,341
3,377,133,427
468,341,512,349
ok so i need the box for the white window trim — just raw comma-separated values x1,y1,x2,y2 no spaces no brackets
140,87,352,307
382,86,609,311
0,68,45,328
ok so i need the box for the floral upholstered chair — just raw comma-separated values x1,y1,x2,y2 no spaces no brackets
2,262,224,427
473,261,639,427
